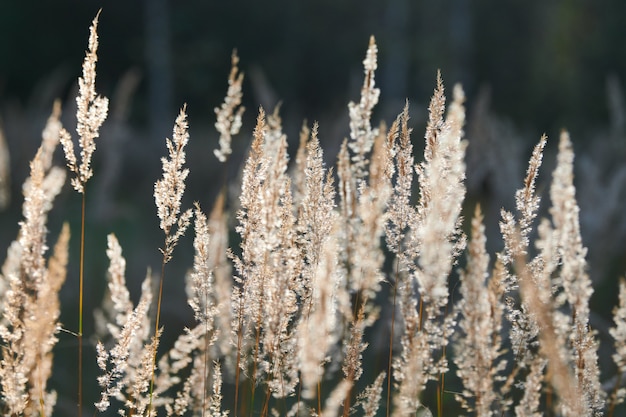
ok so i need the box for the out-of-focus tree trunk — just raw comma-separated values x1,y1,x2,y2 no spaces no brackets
382,0,409,107
449,0,473,91
144,0,172,141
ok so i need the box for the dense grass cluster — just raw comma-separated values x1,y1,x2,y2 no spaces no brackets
2,14,626,417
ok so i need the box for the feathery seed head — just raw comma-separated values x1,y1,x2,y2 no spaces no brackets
348,36,380,179
155,105,193,262
214,50,245,162
60,11,109,193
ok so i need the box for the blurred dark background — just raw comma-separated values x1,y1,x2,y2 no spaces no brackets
1,0,626,415
2,1,626,137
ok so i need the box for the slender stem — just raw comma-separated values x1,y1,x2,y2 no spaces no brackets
298,251,323,417
202,292,210,417
546,384,553,415
437,372,444,417
317,380,322,416
155,258,166,335
234,291,246,417
386,264,399,417
438,292,452,417
147,258,166,416
250,261,268,414
342,298,363,417
342,375,354,417
78,190,86,417
250,318,262,413
608,371,623,417
234,325,243,415
261,383,271,417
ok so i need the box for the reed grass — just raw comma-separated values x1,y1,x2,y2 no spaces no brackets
57,11,109,416
1,13,626,417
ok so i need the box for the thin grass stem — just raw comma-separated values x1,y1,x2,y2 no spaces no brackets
386,264,398,417
261,381,271,417
202,291,210,417
234,294,245,417
250,321,261,415
317,380,322,416
608,371,623,417
437,373,444,417
78,190,86,417
147,258,167,416
438,295,452,417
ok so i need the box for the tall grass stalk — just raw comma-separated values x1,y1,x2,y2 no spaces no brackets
149,105,193,415
58,10,108,416
386,269,398,417
78,191,85,416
